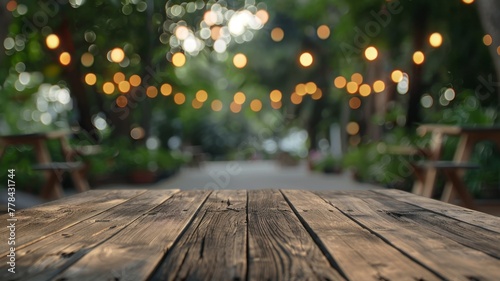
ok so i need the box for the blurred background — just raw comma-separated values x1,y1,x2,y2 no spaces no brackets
1,0,499,203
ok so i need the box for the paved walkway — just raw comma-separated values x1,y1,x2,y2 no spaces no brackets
149,160,381,191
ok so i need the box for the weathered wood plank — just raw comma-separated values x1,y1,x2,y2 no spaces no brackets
247,189,345,281
52,190,211,281
0,190,179,281
282,189,440,281
364,190,500,259
0,189,147,254
374,189,500,233
318,191,500,281
150,190,246,281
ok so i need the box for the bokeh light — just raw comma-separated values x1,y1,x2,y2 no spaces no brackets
346,122,360,135
113,72,126,84
413,51,425,65
211,100,223,111
85,73,97,86
233,53,248,68
462,0,474,4
234,92,246,105
250,99,262,112
46,34,60,49
230,101,242,113
359,84,372,97
290,92,303,104
483,34,492,46
103,82,115,94
271,101,282,109
110,48,125,63
317,25,330,40
81,53,94,67
118,81,131,93
172,52,186,67
196,90,208,102
373,80,386,93
116,96,128,108
130,127,145,140
174,93,186,104
351,73,363,84
129,75,142,87
270,90,282,102
311,88,322,100
334,76,347,89
295,84,307,96
364,46,378,61
299,52,313,67
349,97,361,109
305,82,317,94
161,84,173,96
346,82,358,94
271,27,284,42
192,99,203,109
59,52,71,66
429,32,443,47
391,70,403,83
146,86,158,98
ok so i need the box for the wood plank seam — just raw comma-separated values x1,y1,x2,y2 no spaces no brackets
371,190,500,234
147,190,213,280
316,192,448,280
0,190,149,257
279,190,349,281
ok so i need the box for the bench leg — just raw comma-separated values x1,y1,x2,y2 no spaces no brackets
40,172,64,200
442,169,475,209
70,169,90,193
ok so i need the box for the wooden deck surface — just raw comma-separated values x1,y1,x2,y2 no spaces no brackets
1,189,500,281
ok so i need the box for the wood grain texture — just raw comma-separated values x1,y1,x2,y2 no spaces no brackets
282,189,440,281
374,189,500,233
0,189,146,254
247,189,344,281
53,190,211,281
366,190,500,259
318,190,500,281
150,190,246,281
0,190,178,281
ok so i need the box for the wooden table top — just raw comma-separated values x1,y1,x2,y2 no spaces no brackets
2,189,500,281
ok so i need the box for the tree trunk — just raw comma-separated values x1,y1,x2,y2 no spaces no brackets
476,0,500,101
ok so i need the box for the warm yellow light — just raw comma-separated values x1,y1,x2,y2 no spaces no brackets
346,122,360,135
110,48,125,63
81,52,94,67
230,101,241,113
172,52,186,67
211,100,223,111
46,34,60,49
271,27,284,42
391,70,403,83
196,90,208,102
271,101,282,109
116,96,128,108
211,26,221,40
462,0,474,4
192,99,203,109
234,92,246,105
146,86,158,98
84,73,97,86
346,82,358,94
256,10,269,24
413,51,425,65
174,93,186,105
305,82,317,94
129,75,142,87
311,88,322,100
233,53,247,68
59,52,71,66
349,97,361,109
290,92,303,105
373,80,386,93
204,10,217,26
483,34,492,46
299,52,313,67
118,81,131,93
295,84,307,96
161,84,172,96
250,99,262,112
113,72,126,84
497,46,500,56
317,25,330,40
359,84,372,97
270,90,282,102
334,76,347,89
103,82,115,94
364,46,378,61
429,33,443,47
351,73,363,84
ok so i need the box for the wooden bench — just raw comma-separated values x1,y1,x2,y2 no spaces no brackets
33,162,90,200
412,161,479,209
